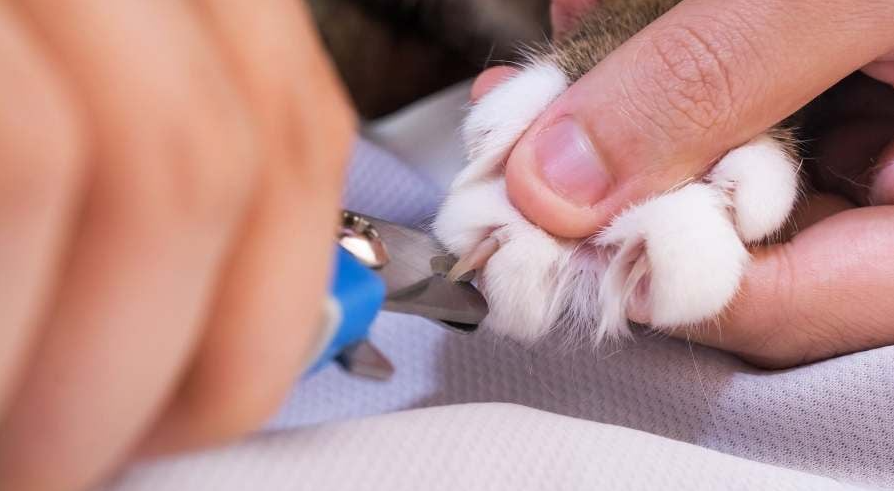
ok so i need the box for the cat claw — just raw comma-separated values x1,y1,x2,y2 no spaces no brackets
446,236,500,282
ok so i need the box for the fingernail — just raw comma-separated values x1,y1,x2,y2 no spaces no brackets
534,118,612,207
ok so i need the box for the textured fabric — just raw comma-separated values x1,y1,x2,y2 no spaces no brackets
99,81,894,490
104,404,866,491
362,80,471,187
297,81,894,488
275,314,894,489
343,138,443,227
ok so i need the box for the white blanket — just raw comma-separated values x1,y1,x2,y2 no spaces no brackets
104,404,866,491
102,82,894,490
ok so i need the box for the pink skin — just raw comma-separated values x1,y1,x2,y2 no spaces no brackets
862,51,894,88
871,139,894,205
469,66,518,102
509,2,894,239
858,54,894,206
0,2,355,489
466,0,894,368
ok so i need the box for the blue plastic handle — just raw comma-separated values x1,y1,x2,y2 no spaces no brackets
305,246,386,374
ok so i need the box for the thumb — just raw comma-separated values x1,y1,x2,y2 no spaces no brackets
505,0,894,238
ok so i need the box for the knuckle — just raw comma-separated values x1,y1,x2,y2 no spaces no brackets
170,123,254,222
283,88,354,185
745,245,832,368
730,245,802,368
626,23,742,138
127,98,258,227
766,244,800,322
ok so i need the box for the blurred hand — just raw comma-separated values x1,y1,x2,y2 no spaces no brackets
0,1,353,490
474,0,894,368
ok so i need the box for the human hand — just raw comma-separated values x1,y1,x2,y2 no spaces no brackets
0,1,353,490
473,0,894,368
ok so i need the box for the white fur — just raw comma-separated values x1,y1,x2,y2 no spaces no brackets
434,179,521,256
482,221,574,342
434,59,800,345
595,184,748,335
434,179,574,342
707,135,800,243
453,62,568,189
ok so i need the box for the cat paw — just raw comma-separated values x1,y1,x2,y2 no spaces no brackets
434,61,800,346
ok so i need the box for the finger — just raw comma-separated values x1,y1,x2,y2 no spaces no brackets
138,0,353,455
812,119,894,206
505,0,894,237
0,3,84,417
862,50,894,87
678,204,894,369
804,74,894,206
0,2,255,490
870,139,894,205
471,66,518,102
783,193,854,235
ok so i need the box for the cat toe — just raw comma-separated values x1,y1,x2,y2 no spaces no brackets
453,61,568,189
595,184,748,337
433,179,519,255
480,222,573,343
707,133,800,244
433,179,573,343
